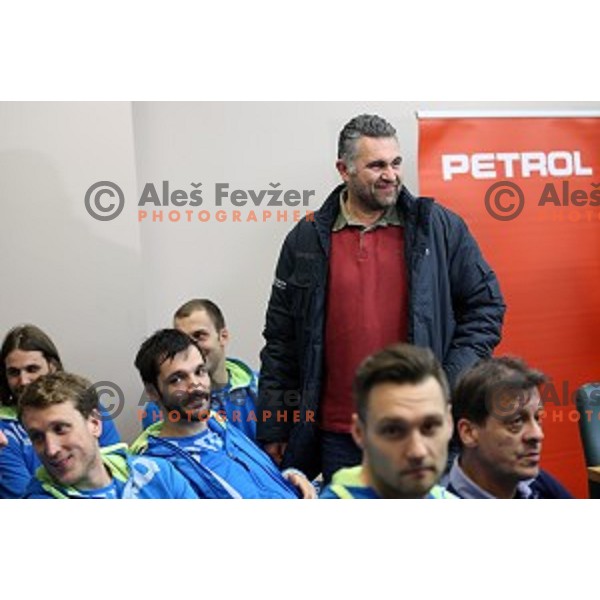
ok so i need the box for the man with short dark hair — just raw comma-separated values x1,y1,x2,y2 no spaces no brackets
320,343,455,499
141,299,258,440
258,113,506,482
447,356,571,499
133,329,315,499
18,372,197,499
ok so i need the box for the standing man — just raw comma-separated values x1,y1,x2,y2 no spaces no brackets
140,299,258,440
447,356,572,499
320,344,455,499
258,114,506,482
0,324,121,498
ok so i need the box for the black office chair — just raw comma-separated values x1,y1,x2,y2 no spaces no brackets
575,383,600,498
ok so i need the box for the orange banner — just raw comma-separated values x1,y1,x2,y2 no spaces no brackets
418,113,600,498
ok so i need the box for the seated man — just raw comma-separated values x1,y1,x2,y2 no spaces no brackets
0,324,121,498
132,329,315,499
320,343,456,499
447,356,572,499
18,371,197,499
141,299,258,440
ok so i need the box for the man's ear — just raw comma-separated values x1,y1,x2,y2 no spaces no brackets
336,159,352,183
218,327,230,347
351,413,366,451
457,418,479,448
88,408,103,440
144,383,160,402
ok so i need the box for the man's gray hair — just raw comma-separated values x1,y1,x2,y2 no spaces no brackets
338,114,397,166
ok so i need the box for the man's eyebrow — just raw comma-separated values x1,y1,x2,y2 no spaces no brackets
365,156,402,167
167,369,188,379
8,363,41,371
499,409,526,423
26,420,69,434
378,414,443,424
377,416,408,425
189,330,210,340
167,363,205,378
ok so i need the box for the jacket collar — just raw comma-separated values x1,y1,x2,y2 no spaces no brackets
313,184,434,255
0,405,18,420
225,358,255,391
448,457,536,499
35,443,130,499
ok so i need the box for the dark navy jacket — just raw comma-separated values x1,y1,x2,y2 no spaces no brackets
258,184,506,477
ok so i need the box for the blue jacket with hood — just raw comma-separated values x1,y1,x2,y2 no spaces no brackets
0,403,121,499
23,445,199,499
131,413,299,499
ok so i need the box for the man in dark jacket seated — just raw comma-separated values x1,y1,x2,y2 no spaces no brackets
446,356,572,499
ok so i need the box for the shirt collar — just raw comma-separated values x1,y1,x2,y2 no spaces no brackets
448,457,536,499
332,187,402,232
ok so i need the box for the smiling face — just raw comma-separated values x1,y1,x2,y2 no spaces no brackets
152,344,212,422
174,309,228,380
458,388,544,490
21,400,107,490
5,349,56,399
337,136,403,213
352,376,453,499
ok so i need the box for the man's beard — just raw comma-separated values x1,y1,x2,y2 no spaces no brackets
161,388,211,421
353,180,400,212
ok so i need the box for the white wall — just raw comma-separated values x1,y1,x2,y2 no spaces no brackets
3,101,600,441
0,102,145,442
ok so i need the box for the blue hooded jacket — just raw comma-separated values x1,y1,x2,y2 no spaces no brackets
131,413,299,499
23,445,198,499
0,403,121,499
